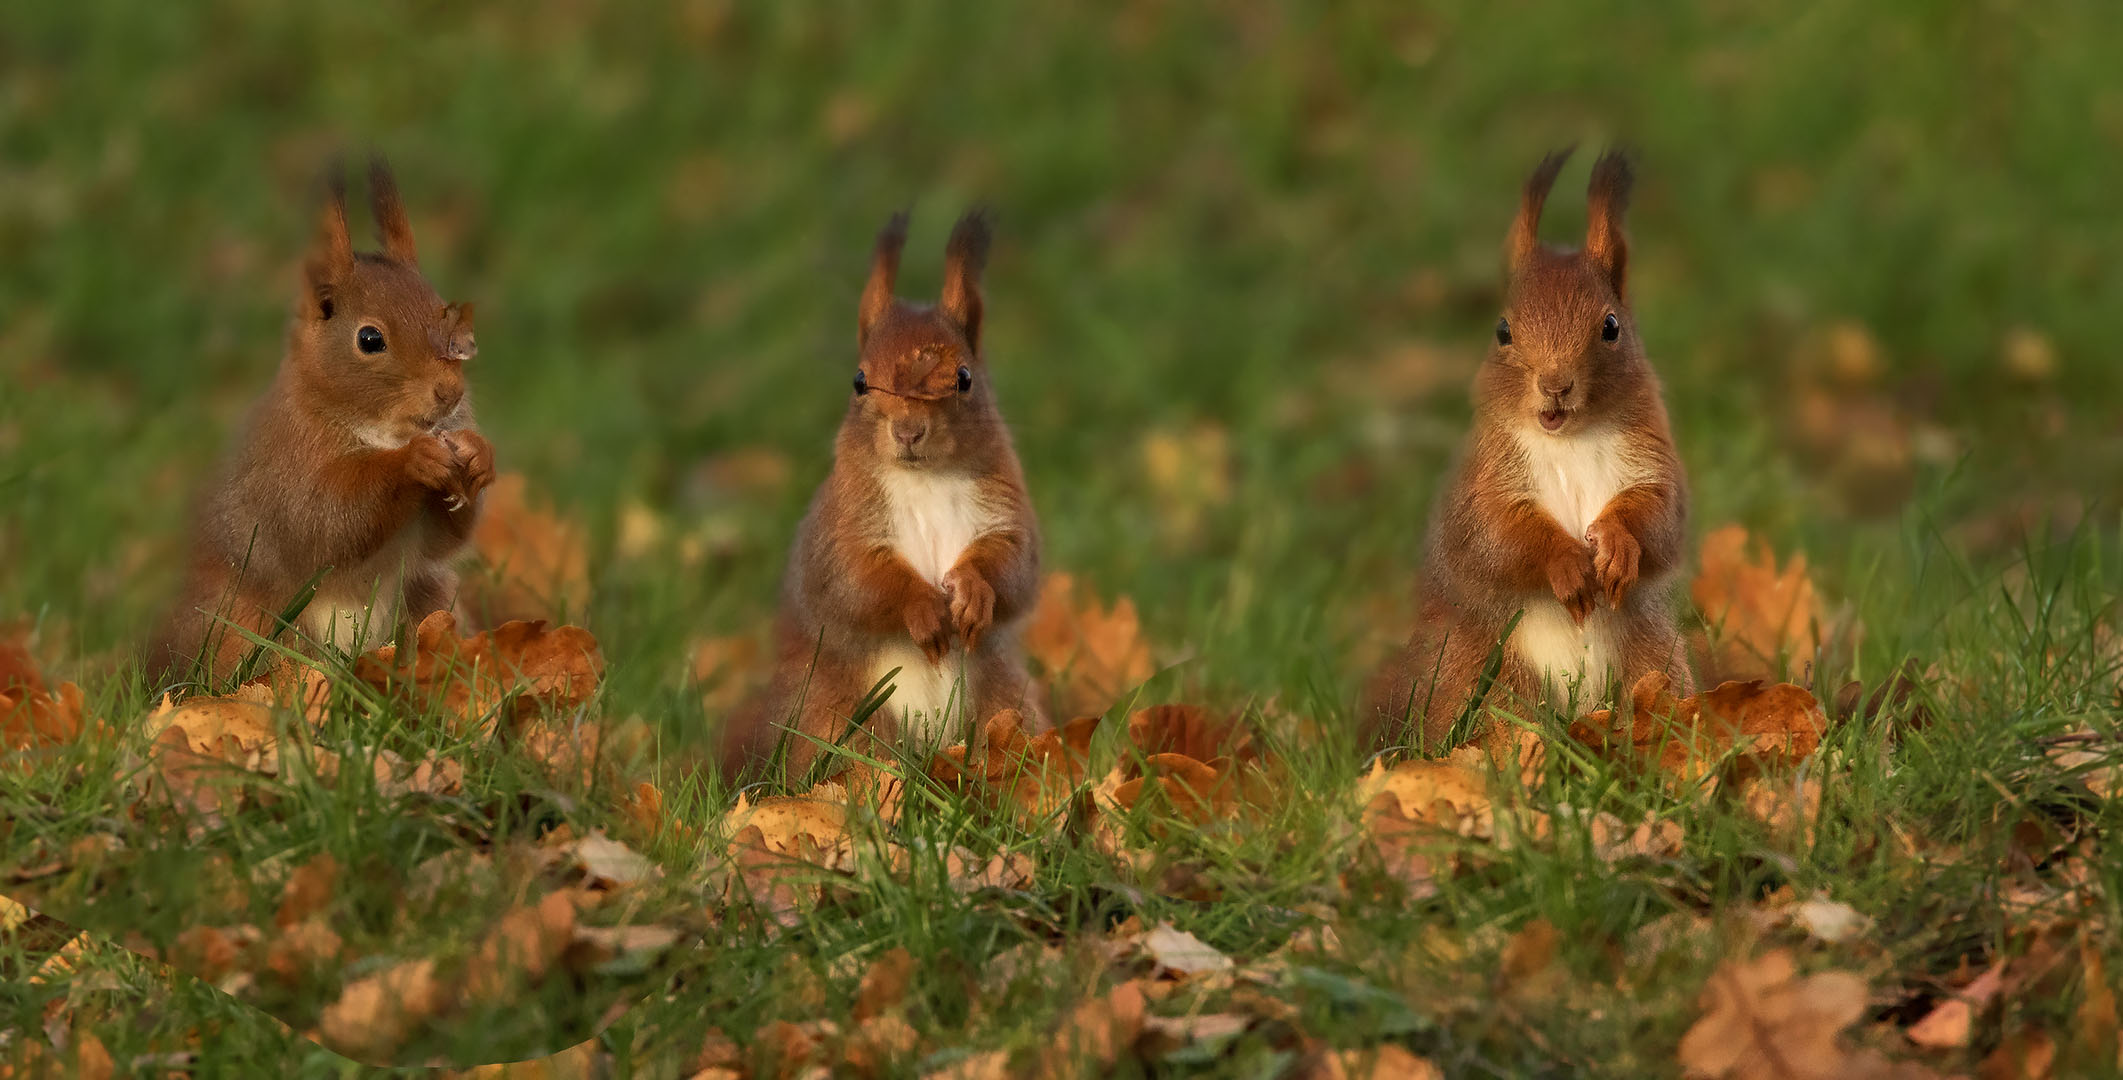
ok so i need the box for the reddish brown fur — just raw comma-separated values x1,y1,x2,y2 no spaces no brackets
149,160,493,686
1366,149,1692,749
722,211,1042,781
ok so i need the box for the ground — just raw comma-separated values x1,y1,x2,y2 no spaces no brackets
3,2,2122,1078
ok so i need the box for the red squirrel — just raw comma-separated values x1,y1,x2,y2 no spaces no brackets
1367,148,1693,748
149,160,493,686
722,210,1044,781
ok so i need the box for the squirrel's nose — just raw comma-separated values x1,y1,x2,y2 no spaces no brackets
433,382,464,414
1539,376,1574,399
893,422,926,449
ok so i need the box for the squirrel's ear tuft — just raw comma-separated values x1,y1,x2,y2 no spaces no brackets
940,207,992,353
1506,146,1574,275
1585,147,1634,299
303,162,353,320
367,156,419,267
858,211,911,347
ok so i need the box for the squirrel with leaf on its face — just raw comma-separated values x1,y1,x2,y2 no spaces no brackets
1367,148,1693,749
149,161,493,687
722,210,1044,781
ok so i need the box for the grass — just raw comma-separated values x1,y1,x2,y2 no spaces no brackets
5,0,2123,1076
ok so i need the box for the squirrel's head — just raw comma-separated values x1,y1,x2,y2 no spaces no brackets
1477,148,1648,437
842,210,1001,470
288,159,477,448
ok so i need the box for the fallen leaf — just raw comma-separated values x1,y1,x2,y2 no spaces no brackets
1792,899,1871,945
929,710,1101,827
559,830,660,891
1024,574,1158,718
854,947,915,1022
464,891,579,1003
461,473,592,627
1692,526,1823,683
1040,980,1146,1079
0,639,84,753
1139,922,1233,979
317,956,445,1063
1571,673,1829,785
276,853,340,929
1308,1044,1444,1080
351,611,603,733
1677,949,1926,1080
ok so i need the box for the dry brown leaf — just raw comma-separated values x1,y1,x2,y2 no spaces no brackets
929,710,1101,827
1139,922,1233,979
1677,949,1934,1080
1023,574,1158,718
318,956,445,1063
1978,1026,2056,1080
1692,526,1824,683
275,853,339,930
558,830,660,891
351,611,603,733
1307,1045,1444,1080
1740,774,1825,847
1039,980,1146,1079
923,1049,1012,1080
854,947,915,1022
263,916,344,983
1126,704,1257,766
1572,672,1829,785
464,891,579,1003
461,473,592,627
0,638,84,754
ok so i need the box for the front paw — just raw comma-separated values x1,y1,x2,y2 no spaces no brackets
402,435,458,493
942,565,996,650
1585,517,1641,609
440,429,496,508
1545,542,1597,625
903,586,954,663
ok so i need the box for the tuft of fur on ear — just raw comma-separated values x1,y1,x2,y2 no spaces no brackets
368,156,419,266
1584,148,1634,299
940,207,992,352
858,211,911,346
303,164,354,321
1506,146,1575,275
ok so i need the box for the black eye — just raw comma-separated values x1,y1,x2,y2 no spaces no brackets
852,369,868,395
1495,317,1512,346
357,326,386,354
956,365,972,393
1602,313,1620,342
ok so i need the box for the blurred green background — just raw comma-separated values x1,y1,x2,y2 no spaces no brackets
4,0,2120,722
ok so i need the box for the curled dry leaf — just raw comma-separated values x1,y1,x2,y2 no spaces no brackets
351,611,603,734
1126,921,1233,980
1692,525,1827,683
0,638,84,754
1307,1044,1444,1080
929,709,1101,827
1024,574,1158,718
1039,979,1147,1080
1570,672,1829,786
557,830,661,892
1677,949,1937,1080
317,956,445,1064
461,473,592,628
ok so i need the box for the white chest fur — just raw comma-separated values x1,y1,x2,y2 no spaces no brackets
1507,423,1641,703
867,467,1000,742
879,468,996,586
1512,423,1636,537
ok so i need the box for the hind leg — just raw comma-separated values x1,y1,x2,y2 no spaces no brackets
970,630,1046,734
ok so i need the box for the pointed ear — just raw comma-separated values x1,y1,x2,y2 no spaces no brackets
939,207,992,352
1506,146,1574,275
442,302,477,361
368,156,419,266
302,165,353,321
858,211,910,346
1584,148,1634,299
